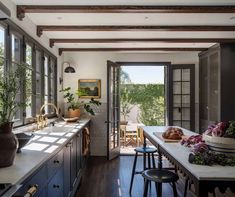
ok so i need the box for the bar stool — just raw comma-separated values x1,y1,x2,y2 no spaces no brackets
129,146,158,194
142,169,179,197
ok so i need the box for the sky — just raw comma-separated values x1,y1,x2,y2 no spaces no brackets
121,65,164,84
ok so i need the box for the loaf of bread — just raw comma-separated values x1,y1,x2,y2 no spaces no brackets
162,127,184,140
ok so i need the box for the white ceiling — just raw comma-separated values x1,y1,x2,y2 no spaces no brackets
10,0,235,53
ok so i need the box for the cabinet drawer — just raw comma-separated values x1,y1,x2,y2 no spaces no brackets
15,165,47,197
47,149,63,180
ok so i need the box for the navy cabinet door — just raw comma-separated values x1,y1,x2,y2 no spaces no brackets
48,167,63,197
70,137,77,187
63,141,72,197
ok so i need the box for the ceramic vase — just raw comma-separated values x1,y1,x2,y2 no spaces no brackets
0,122,18,167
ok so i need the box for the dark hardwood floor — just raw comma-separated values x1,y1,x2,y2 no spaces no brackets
76,156,233,197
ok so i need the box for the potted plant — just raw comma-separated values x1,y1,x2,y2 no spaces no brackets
60,87,101,118
0,61,29,167
120,87,133,125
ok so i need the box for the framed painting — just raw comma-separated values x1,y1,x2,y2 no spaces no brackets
78,79,101,99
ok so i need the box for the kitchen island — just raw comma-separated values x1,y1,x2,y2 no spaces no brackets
142,126,235,197
0,119,90,197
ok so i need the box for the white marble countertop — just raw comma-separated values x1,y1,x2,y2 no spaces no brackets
0,119,90,185
142,126,235,181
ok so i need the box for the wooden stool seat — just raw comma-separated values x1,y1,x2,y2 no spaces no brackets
142,169,179,183
135,146,158,154
142,169,179,197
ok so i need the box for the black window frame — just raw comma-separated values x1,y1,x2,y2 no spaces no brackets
0,20,57,127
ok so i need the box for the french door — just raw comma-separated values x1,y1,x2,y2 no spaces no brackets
169,64,195,131
107,60,121,160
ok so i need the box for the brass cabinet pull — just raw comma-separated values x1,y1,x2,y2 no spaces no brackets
24,184,38,197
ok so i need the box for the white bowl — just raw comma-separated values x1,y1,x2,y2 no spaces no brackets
203,134,235,156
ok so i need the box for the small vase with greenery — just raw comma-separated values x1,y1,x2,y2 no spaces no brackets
60,87,101,118
0,61,29,167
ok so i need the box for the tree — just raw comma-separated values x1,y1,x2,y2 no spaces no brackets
138,96,165,126
120,68,131,84
120,87,133,121
120,84,165,126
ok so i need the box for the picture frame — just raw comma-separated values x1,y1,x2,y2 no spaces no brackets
78,79,101,99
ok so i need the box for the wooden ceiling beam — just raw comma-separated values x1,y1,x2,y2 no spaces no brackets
50,38,235,47
37,25,235,37
17,5,235,20
58,47,207,55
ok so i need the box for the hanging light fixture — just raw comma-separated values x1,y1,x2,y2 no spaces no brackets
59,61,76,84
64,62,76,73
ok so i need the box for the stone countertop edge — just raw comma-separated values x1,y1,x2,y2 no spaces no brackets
0,119,90,185
141,126,235,181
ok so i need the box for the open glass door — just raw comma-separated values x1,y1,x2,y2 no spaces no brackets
107,60,120,160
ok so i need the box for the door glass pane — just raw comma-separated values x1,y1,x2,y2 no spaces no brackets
182,108,190,120
182,82,190,94
182,95,190,107
173,121,181,127
173,69,181,81
173,82,181,94
173,95,181,107
182,121,190,130
182,69,190,81
173,108,181,120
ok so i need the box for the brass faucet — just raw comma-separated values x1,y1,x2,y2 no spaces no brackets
35,103,60,130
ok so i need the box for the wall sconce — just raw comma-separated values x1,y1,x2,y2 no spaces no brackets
59,61,76,84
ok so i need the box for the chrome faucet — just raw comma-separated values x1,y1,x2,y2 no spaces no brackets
35,103,60,130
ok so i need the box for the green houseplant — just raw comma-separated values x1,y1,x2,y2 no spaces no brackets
60,87,101,118
0,61,29,167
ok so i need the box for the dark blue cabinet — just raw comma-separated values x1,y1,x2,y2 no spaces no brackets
47,167,63,197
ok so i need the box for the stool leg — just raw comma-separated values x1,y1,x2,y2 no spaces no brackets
172,182,178,197
151,153,156,168
129,152,138,194
143,152,146,170
143,180,149,197
148,153,151,169
157,183,162,197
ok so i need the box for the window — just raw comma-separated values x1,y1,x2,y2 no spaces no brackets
0,25,5,116
25,43,33,118
11,33,23,124
44,55,49,114
0,21,57,127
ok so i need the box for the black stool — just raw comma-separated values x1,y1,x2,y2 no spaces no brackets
142,169,179,197
129,146,158,194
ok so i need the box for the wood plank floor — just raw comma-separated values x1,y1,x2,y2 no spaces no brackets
76,156,233,197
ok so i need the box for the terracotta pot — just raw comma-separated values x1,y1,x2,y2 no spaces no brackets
68,109,81,118
0,122,18,167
